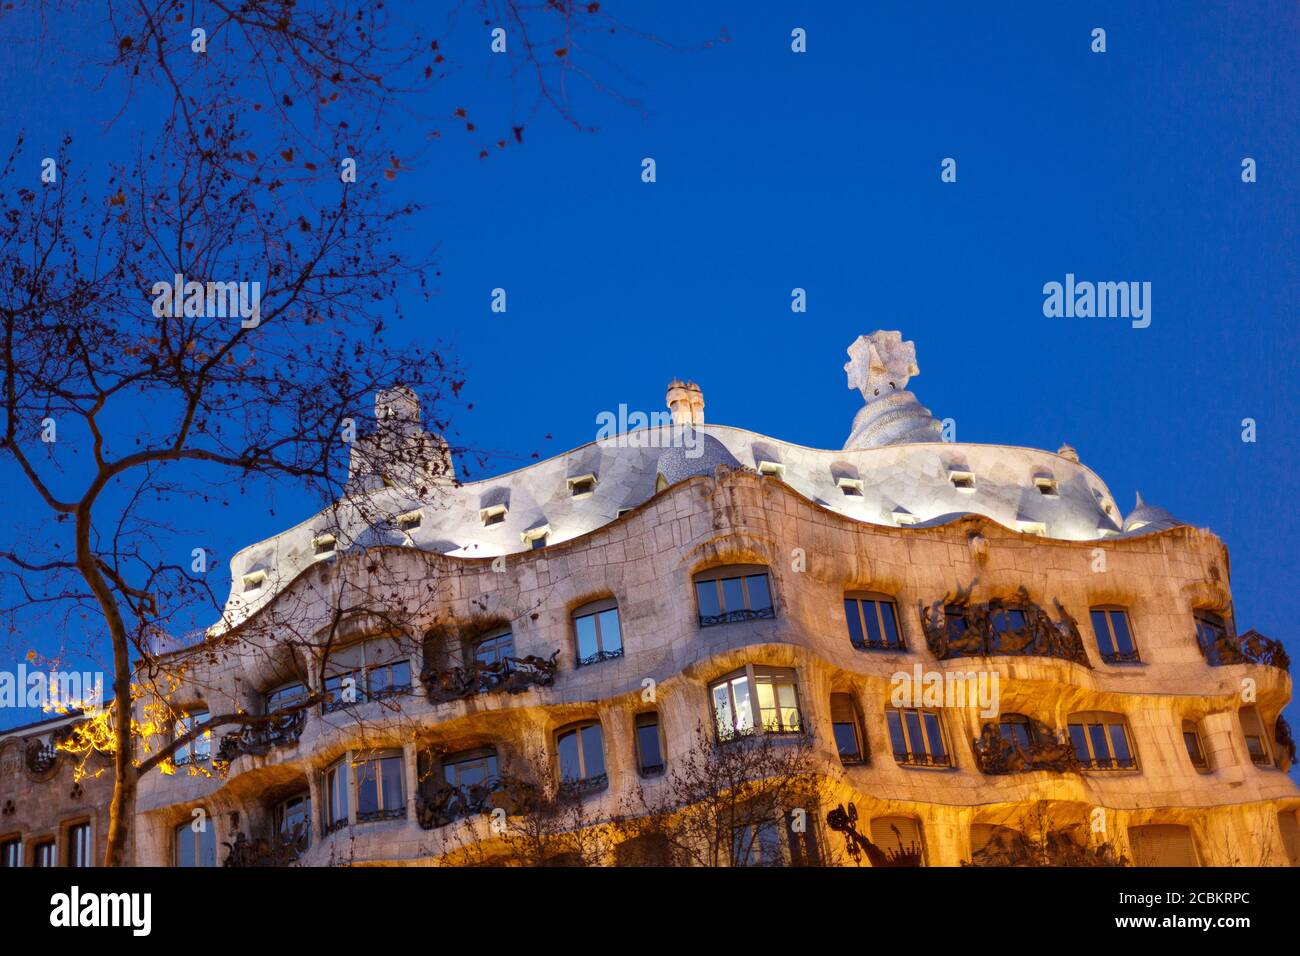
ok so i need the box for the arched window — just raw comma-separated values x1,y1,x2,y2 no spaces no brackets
844,592,904,650
573,598,623,666
1068,712,1137,770
1090,606,1140,664
474,629,515,666
694,565,775,627
996,713,1036,750
886,707,950,767
174,815,217,867
555,722,607,794
1181,719,1209,771
710,666,802,740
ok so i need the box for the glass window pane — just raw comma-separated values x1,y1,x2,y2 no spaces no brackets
833,722,860,759
637,722,663,769
845,600,865,645
711,682,734,737
199,825,216,867
1069,724,1089,763
862,601,883,645
923,712,946,759
381,756,405,810
696,581,721,618
1090,610,1112,652
745,574,772,611
557,730,582,781
1109,613,1134,655
731,676,753,732
580,724,605,779
887,710,908,758
878,602,899,646
777,681,800,731
598,609,622,652
756,679,779,731
1183,732,1202,763
904,711,925,757
1108,724,1132,767
177,827,195,867
575,614,599,659
1088,724,1113,766
721,577,745,613
356,760,379,815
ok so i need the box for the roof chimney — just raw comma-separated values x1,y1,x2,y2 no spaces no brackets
666,379,704,426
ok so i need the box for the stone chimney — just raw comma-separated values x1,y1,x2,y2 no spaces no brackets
666,379,704,427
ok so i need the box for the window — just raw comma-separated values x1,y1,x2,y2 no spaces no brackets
710,666,802,740
635,712,664,777
694,565,775,627
830,693,865,764
32,839,55,868
1128,824,1199,867
481,504,508,527
474,630,515,665
395,510,422,531
949,470,975,490
174,817,216,867
886,708,950,767
266,681,308,713
1182,720,1209,771
838,476,863,496
1068,713,1137,770
756,460,785,478
996,713,1037,750
443,748,499,789
312,533,337,558
173,709,211,766
567,474,597,498
323,670,362,712
1034,477,1059,497
242,571,266,592
275,794,311,847
1091,607,1140,664
1194,611,1229,660
732,818,783,866
785,810,821,866
521,525,550,549
844,592,904,650
0,837,19,868
556,722,606,792
324,758,349,832
68,822,91,867
368,659,412,700
870,816,925,864
574,598,623,666
354,750,406,822
1239,706,1271,766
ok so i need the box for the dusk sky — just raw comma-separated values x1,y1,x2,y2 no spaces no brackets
0,0,1296,747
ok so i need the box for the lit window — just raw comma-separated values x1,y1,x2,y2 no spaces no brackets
635,712,664,777
354,750,406,822
830,693,865,764
886,707,950,767
844,592,904,650
1068,712,1137,770
1239,706,1272,767
1182,720,1209,771
174,817,216,867
1090,607,1140,664
173,709,211,766
574,598,623,666
710,665,802,740
556,722,606,793
694,566,775,627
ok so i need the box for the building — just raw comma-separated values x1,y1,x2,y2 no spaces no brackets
10,330,1298,866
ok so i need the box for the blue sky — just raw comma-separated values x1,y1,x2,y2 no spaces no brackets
1,2,1297,756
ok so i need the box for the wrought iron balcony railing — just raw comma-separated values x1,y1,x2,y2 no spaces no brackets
356,806,406,824
918,586,1091,666
416,777,509,830
214,709,306,765
558,773,608,798
422,651,559,704
222,828,308,867
698,606,776,628
1197,628,1290,672
577,648,625,667
322,683,412,714
972,722,1081,775
893,751,951,769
